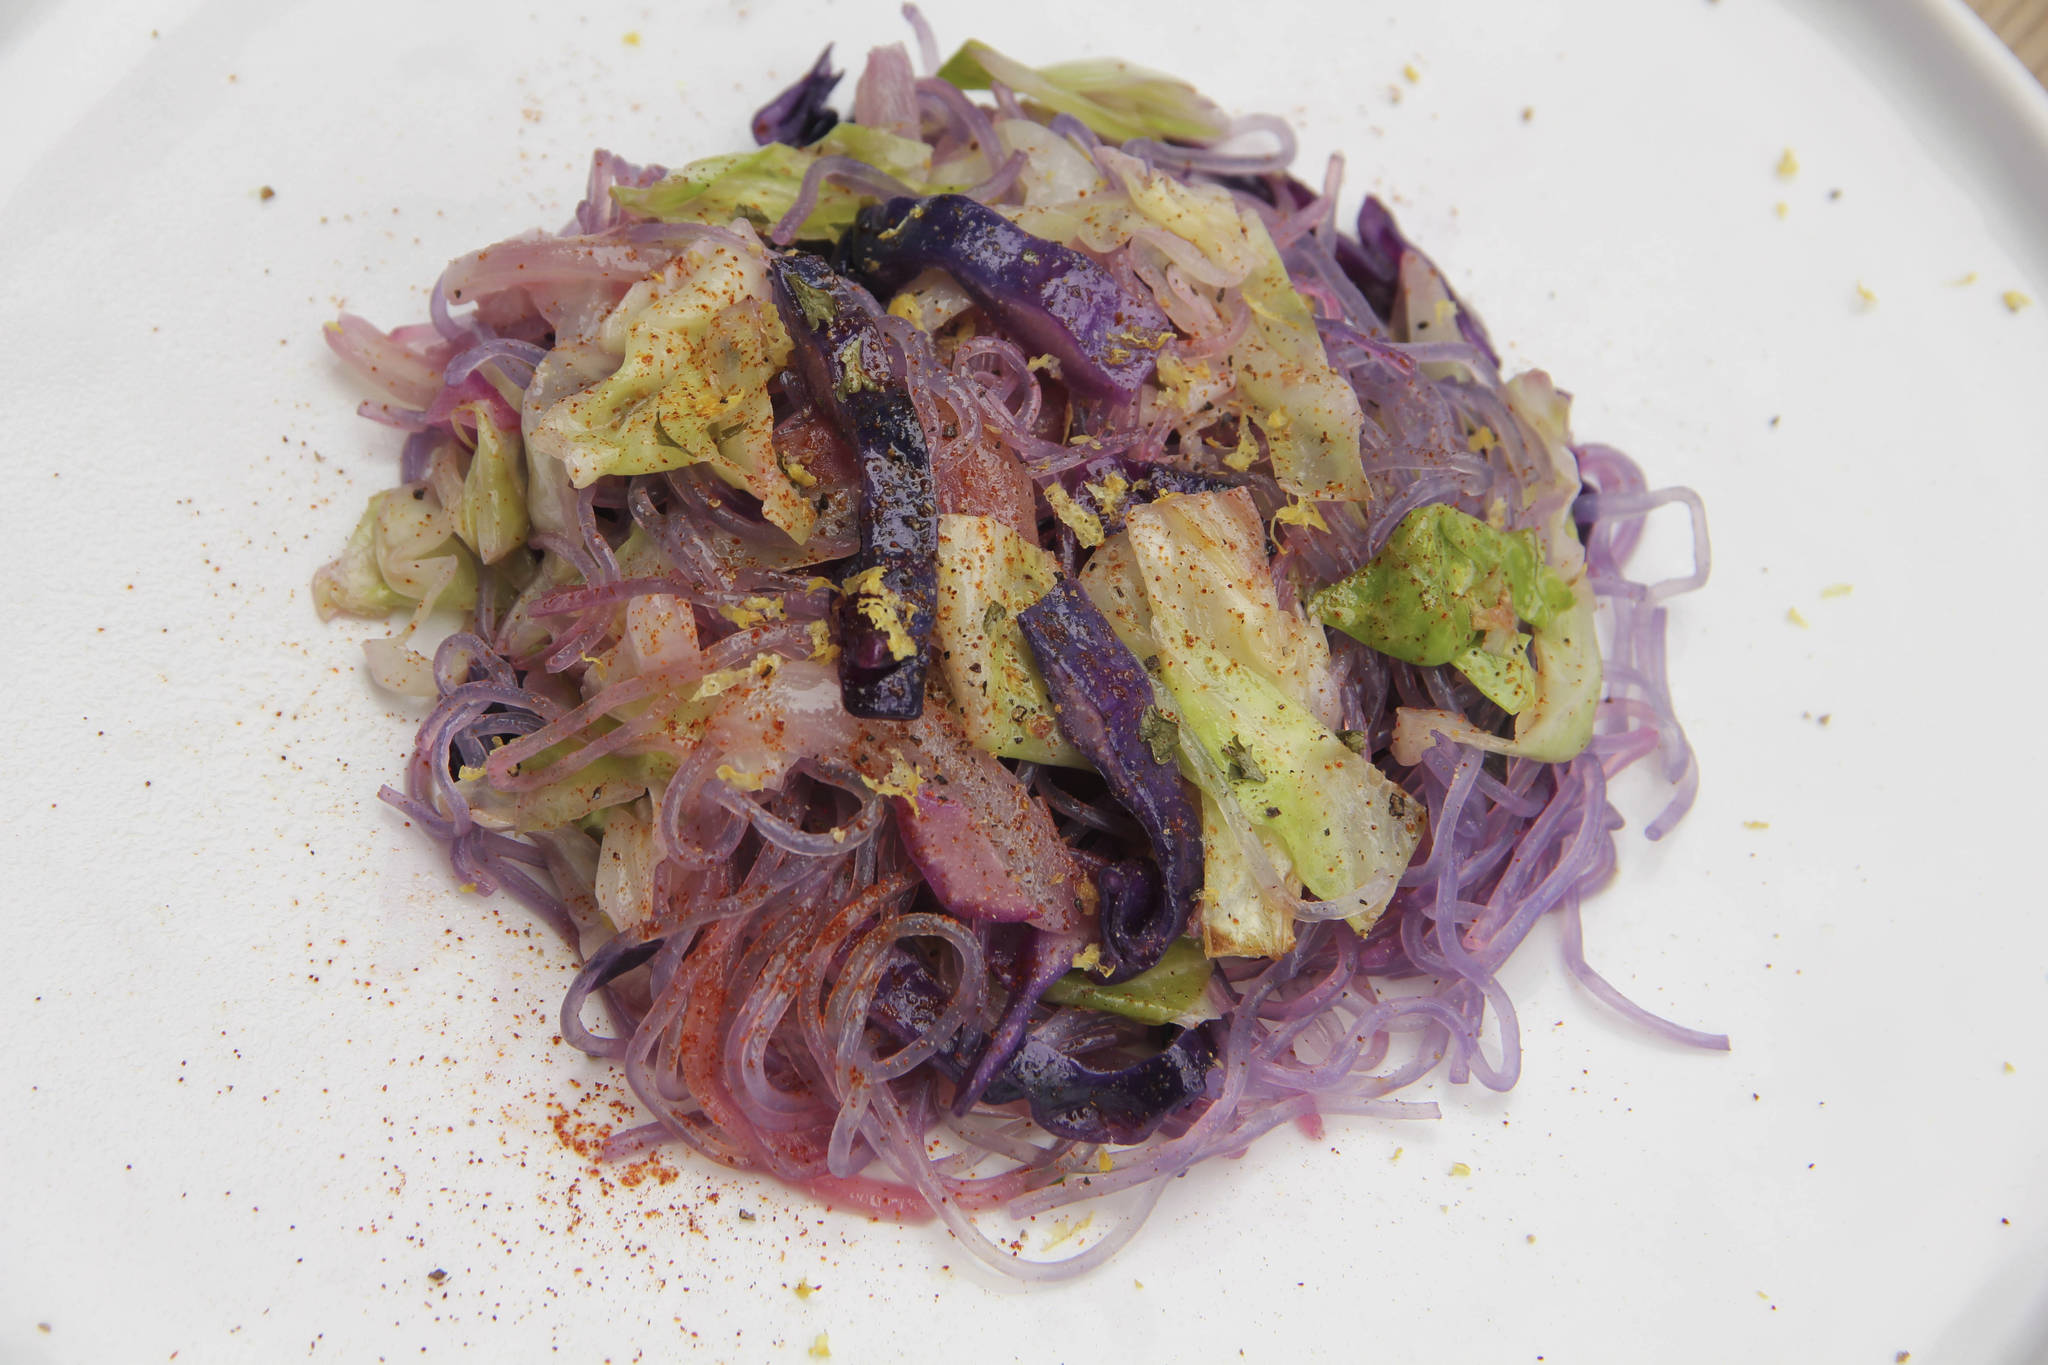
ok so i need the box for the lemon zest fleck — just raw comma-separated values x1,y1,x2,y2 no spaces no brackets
1042,1213,1094,1251
1153,352,1216,416
1271,497,1329,535
692,653,778,702
807,618,839,662
718,595,787,628
1224,420,1260,472
781,452,818,489
887,293,923,328
1044,485,1105,548
841,566,916,660
859,757,926,816
716,764,767,792
1082,471,1131,522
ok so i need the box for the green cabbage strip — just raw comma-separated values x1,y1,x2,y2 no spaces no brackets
612,124,936,238
1309,503,1575,716
936,39,1229,144
1043,937,1216,1026
1111,160,1369,502
1386,584,1602,767
1365,374,1604,767
312,481,483,695
1080,492,1424,956
459,737,673,836
530,239,817,542
1075,531,1295,958
452,404,531,566
933,514,1088,767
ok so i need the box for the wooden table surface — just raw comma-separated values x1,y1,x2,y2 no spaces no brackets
1969,0,2048,79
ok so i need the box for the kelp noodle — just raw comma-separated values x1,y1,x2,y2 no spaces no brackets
314,7,1720,1278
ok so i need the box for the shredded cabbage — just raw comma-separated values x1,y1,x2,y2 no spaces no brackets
311,14,1716,1284
532,239,813,539
933,514,1086,766
936,39,1229,143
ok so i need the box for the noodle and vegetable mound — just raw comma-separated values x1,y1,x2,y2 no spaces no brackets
315,15,1718,1275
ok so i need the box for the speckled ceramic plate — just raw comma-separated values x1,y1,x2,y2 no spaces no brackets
5,1,2046,1360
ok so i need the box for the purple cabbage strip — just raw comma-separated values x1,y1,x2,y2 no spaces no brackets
1348,196,1501,369
767,251,937,720
839,195,1175,403
1341,196,1403,325
1018,580,1203,980
752,45,842,147
952,926,1084,1115
1066,454,1242,536
983,1023,1216,1145
870,952,1217,1145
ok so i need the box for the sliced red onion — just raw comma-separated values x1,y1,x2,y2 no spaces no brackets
914,76,999,176
444,338,546,388
853,42,920,138
900,2,939,74
324,313,448,407
572,148,668,235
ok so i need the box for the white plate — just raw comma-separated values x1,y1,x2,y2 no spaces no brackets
4,1,2046,1360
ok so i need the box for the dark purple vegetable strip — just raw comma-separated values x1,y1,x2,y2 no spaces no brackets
984,1019,1215,1146
769,251,937,719
951,926,1084,1115
839,194,1175,403
751,45,842,147
871,951,1216,1145
1067,455,1242,536
1087,858,1167,973
1018,580,1203,980
1346,196,1501,369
